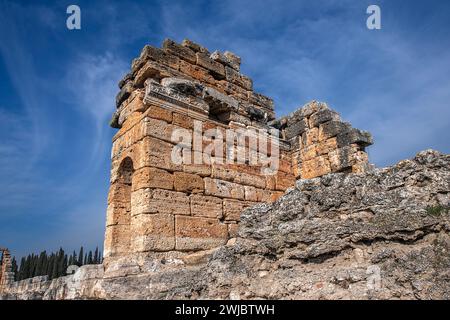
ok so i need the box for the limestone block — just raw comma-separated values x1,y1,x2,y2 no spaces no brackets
135,45,180,71
204,178,245,199
278,155,292,174
190,194,223,219
107,182,132,204
210,50,241,71
223,51,241,71
132,167,173,191
174,172,204,193
301,155,332,179
212,165,266,189
106,203,131,227
143,117,174,143
196,52,226,79
216,111,251,126
225,66,253,91
172,112,194,129
316,137,338,156
302,127,319,146
227,223,239,238
329,145,369,173
246,92,273,111
285,117,309,140
244,185,258,201
131,213,175,252
179,60,215,84
223,199,256,221
336,128,373,148
318,121,351,141
134,60,180,87
132,188,190,216
116,82,134,108
104,225,131,257
309,109,340,128
130,188,152,216
175,216,228,251
182,39,209,53
163,39,197,64
291,151,302,178
147,105,173,123
301,144,318,161
270,191,285,202
275,172,296,191
183,163,211,177
181,248,219,265
137,136,182,171
299,101,329,118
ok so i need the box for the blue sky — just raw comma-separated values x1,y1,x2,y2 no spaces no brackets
0,0,449,258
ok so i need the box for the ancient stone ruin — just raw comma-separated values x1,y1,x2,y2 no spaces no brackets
2,39,447,300
104,38,372,261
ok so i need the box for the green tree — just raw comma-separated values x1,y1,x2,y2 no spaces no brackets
18,257,26,280
11,257,18,281
78,247,84,266
94,247,99,264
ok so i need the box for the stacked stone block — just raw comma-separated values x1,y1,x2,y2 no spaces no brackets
271,101,373,179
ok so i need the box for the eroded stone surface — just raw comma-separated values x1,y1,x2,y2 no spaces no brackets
2,150,449,300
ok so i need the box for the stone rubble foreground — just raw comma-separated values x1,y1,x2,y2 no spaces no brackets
0,39,448,300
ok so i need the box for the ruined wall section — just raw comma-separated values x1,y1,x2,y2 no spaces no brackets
271,101,373,179
105,39,296,259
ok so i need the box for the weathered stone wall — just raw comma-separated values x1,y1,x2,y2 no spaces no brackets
104,39,372,260
1,150,448,300
272,101,373,179
0,248,14,288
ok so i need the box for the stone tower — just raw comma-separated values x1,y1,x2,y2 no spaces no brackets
104,39,372,264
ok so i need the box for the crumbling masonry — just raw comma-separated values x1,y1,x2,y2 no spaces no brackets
104,39,373,261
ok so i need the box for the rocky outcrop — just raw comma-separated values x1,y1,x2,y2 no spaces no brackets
2,150,448,300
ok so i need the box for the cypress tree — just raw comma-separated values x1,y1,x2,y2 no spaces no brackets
94,247,99,264
78,247,84,266
84,253,87,265
63,254,68,275
72,250,77,266
36,251,46,276
24,255,31,279
56,248,65,278
51,254,59,279
47,254,55,279
11,257,18,281
42,252,49,276
87,251,93,264
18,257,25,281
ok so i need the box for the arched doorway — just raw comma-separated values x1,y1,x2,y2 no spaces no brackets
107,157,134,256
